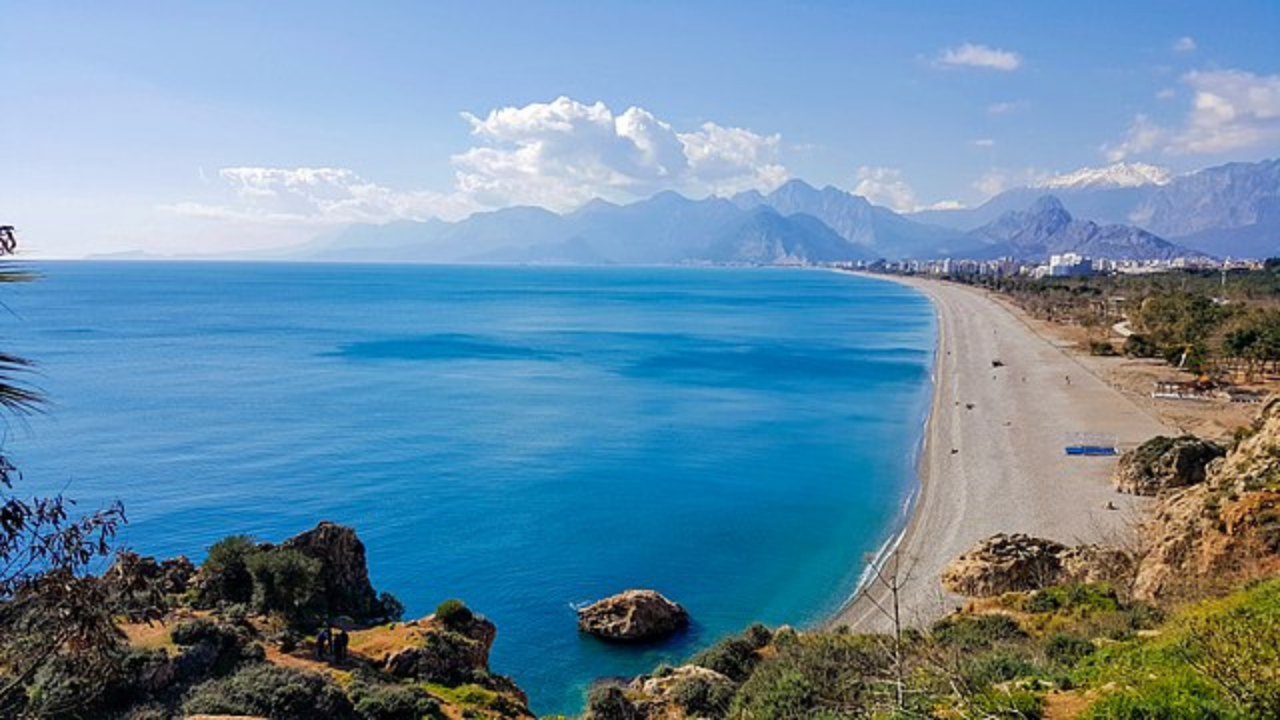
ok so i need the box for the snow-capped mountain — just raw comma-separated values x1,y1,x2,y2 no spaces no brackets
1035,163,1173,190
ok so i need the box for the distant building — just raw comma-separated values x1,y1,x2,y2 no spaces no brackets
1048,253,1093,277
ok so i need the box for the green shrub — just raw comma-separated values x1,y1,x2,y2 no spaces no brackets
379,591,406,622
1024,583,1120,614
729,634,887,718
584,684,636,720
197,535,258,606
932,613,1027,650
961,650,1039,686
1083,675,1244,719
1045,634,1095,666
435,599,474,630
1123,333,1160,358
170,617,243,650
350,682,442,720
690,635,759,682
1089,340,1119,356
246,548,322,621
671,674,734,718
969,686,1044,718
183,663,355,720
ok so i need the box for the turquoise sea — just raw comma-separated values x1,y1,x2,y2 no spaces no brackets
7,263,934,714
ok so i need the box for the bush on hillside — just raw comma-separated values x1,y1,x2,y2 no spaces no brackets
196,535,258,607
584,684,637,720
183,663,354,720
729,634,888,718
932,613,1027,651
349,681,442,720
245,548,322,621
434,598,474,630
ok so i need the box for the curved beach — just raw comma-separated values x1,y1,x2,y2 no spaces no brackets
835,276,1173,631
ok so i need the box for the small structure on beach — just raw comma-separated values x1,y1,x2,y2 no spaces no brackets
1064,431,1118,456
1151,379,1215,401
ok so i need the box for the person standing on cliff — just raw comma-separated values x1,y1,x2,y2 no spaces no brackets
334,629,349,662
316,627,330,659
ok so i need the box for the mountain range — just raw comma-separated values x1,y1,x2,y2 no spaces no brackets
292,158,1280,265
913,159,1280,259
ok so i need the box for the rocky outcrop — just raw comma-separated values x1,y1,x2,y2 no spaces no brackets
942,534,1069,596
577,589,689,642
383,613,501,688
943,534,1139,597
1132,399,1280,601
1113,435,1225,496
280,521,380,619
625,665,736,718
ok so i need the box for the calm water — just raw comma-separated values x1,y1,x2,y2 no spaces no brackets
7,262,933,714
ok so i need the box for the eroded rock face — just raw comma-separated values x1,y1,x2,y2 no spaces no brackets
1114,435,1225,496
280,521,379,619
383,614,498,686
942,534,1069,596
577,589,689,642
627,665,736,718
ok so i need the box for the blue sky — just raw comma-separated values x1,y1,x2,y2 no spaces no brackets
3,1,1279,257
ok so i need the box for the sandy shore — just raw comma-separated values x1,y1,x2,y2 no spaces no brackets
833,276,1173,631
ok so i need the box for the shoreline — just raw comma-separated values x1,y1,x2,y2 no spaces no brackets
832,274,1173,631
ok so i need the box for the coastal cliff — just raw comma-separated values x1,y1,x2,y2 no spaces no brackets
48,522,535,720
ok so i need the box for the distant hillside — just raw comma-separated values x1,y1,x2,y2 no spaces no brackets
733,179,974,259
966,196,1196,261
914,158,1280,259
300,191,874,265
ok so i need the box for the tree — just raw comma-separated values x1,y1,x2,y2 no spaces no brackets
0,230,127,715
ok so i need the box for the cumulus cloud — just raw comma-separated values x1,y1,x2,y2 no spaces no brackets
852,166,961,213
853,166,917,212
973,167,1050,198
973,138,996,148
171,97,790,226
938,43,1022,71
455,97,786,209
1172,36,1197,52
1104,69,1280,160
1103,114,1166,162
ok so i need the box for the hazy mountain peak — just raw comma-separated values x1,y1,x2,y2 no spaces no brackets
1036,162,1174,190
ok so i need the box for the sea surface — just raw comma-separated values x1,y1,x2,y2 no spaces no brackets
6,262,934,714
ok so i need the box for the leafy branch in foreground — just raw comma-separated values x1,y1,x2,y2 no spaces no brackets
0,227,129,716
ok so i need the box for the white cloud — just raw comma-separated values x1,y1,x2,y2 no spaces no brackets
170,96,790,226
1103,114,1167,162
919,199,966,211
164,167,475,225
852,166,961,213
973,138,996,148
1104,69,1280,160
973,167,1050,198
987,100,1026,115
1172,36,1197,53
938,43,1022,71
1156,88,1177,100
453,96,786,210
1173,69,1280,154
853,166,917,212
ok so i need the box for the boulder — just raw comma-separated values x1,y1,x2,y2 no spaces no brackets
1057,544,1134,586
941,534,1068,596
577,589,689,642
1113,435,1225,496
280,521,380,619
627,665,736,717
